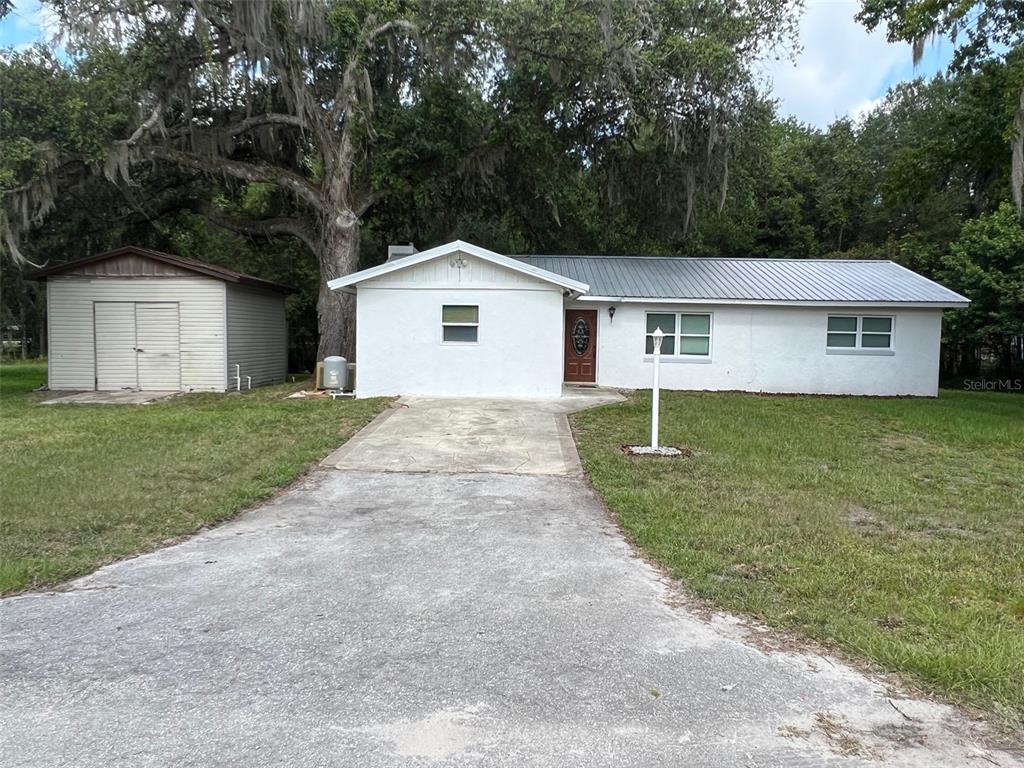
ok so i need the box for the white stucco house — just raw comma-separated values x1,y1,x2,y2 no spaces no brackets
328,240,969,398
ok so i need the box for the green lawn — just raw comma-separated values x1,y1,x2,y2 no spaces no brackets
0,360,388,595
572,390,1024,724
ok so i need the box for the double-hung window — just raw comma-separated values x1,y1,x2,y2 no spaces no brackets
442,305,479,343
645,312,712,357
827,315,892,350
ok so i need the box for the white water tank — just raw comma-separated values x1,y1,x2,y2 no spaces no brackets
323,356,348,390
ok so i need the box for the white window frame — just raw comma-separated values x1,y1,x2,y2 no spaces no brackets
644,311,713,362
826,314,895,355
441,304,479,345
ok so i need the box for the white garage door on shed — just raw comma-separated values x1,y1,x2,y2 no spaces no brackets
94,301,181,390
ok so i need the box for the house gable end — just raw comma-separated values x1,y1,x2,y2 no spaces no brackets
327,240,590,293
363,249,563,290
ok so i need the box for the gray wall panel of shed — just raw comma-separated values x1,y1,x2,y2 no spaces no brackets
225,284,287,387
47,276,227,391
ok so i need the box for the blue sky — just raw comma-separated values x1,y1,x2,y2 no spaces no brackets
761,0,953,126
1,0,953,129
0,1,55,49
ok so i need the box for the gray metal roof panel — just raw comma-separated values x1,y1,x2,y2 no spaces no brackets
514,255,968,305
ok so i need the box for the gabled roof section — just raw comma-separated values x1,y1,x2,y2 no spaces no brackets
29,246,292,293
516,255,969,307
327,240,590,294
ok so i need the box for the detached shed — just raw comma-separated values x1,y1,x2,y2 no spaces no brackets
33,246,289,392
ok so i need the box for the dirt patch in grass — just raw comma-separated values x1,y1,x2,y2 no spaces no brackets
841,501,890,534
880,433,931,452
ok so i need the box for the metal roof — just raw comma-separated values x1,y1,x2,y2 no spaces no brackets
515,255,968,306
30,246,292,293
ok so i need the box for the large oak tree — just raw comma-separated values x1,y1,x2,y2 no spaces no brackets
1,0,798,358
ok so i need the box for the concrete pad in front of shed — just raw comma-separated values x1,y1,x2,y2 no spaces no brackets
322,392,622,475
41,390,180,405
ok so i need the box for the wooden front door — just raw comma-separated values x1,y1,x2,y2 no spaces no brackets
564,309,597,383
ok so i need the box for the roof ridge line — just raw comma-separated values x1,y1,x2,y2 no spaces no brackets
515,255,894,263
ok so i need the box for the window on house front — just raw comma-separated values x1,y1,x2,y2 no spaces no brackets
442,305,479,343
827,315,892,350
645,312,712,356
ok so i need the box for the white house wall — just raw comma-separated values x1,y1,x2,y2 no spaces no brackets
355,251,564,397
47,276,227,391
584,301,943,396
225,284,288,388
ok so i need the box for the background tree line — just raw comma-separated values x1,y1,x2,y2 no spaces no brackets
1,0,1021,381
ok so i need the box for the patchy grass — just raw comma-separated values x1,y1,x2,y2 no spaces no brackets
572,390,1024,723
0,360,388,595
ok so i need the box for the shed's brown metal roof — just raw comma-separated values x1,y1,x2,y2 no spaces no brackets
29,245,292,293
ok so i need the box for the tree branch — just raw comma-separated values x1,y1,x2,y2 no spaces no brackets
330,17,418,125
149,147,324,212
206,209,318,254
125,104,164,145
164,112,308,141
227,112,308,136
353,188,386,217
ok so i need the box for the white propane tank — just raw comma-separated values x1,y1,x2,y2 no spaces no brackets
323,356,347,390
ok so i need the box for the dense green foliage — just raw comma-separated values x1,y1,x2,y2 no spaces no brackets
0,2,1021,375
942,203,1024,373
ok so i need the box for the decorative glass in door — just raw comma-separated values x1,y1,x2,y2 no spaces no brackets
571,317,591,356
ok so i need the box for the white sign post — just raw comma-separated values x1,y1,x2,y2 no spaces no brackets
651,326,664,449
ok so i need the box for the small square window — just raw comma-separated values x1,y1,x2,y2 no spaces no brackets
442,304,479,344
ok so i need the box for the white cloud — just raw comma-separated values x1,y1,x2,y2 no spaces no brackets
850,94,886,122
760,1,950,128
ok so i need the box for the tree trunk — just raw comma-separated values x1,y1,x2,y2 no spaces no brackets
316,211,361,361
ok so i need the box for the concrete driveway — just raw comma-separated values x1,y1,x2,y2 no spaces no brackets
322,389,619,474
1,395,1018,768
